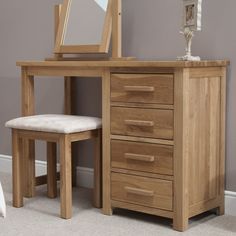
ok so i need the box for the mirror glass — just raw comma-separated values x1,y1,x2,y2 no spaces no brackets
64,0,109,45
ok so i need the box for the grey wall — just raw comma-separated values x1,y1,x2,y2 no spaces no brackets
0,0,235,191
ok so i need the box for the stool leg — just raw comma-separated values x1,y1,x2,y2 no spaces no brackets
93,129,102,208
47,142,57,198
72,143,77,187
60,135,72,219
12,129,23,207
22,139,35,198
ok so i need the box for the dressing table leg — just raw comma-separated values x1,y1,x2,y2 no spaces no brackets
102,70,113,215
93,129,102,208
173,69,189,231
64,76,77,187
21,69,35,198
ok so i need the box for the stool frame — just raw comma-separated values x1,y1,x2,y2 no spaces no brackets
12,128,102,219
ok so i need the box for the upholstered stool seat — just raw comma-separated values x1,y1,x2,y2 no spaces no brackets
5,114,102,134
6,114,102,219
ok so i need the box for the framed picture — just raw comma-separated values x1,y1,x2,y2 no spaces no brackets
183,0,202,31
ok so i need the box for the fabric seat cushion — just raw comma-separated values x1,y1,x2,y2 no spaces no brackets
5,114,102,134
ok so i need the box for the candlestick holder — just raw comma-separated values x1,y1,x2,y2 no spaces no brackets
177,27,200,61
177,0,202,61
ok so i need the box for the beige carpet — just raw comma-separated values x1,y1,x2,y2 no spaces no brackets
0,172,236,236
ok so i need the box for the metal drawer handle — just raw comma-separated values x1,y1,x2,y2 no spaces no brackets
125,186,154,197
125,153,155,162
124,120,154,127
124,86,155,92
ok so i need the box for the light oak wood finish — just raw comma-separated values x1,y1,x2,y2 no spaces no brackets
111,74,174,104
93,129,102,208
12,129,23,208
47,142,57,198
64,76,77,186
112,168,174,181
112,0,122,58
54,0,112,54
111,200,173,219
17,60,229,68
111,173,173,211
17,60,229,231
173,68,190,231
60,134,72,219
102,69,112,215
21,68,36,198
54,5,63,60
111,134,174,145
111,107,174,140
111,140,173,175
11,128,102,219
64,76,73,115
35,172,60,186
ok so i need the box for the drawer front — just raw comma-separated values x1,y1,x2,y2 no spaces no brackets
111,107,173,140
111,74,174,104
111,140,173,175
111,173,173,211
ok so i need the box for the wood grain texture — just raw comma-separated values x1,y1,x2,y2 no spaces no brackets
111,134,174,145
173,68,189,231
11,128,102,219
21,68,35,198
188,74,221,207
47,142,57,198
111,107,173,140
64,76,73,115
111,200,173,219
16,60,228,231
111,140,173,175
102,69,113,215
111,173,173,211
112,0,122,58
111,74,174,104
60,134,72,219
17,60,229,68
93,129,102,208
54,4,63,60
12,129,23,208
111,168,174,181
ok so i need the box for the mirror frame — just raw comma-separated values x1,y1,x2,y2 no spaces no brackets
54,0,112,54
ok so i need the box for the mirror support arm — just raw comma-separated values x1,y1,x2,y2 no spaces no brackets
112,0,122,58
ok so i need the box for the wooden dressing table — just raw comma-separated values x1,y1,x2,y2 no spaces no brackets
17,59,228,231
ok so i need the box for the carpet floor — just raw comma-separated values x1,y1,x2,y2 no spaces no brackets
0,172,236,236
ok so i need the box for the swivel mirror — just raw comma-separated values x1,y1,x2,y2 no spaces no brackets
54,0,112,54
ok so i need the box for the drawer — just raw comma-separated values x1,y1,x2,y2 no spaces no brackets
111,107,173,140
111,140,173,175
111,173,173,211
111,74,174,104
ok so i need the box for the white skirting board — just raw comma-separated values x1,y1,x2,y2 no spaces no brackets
225,191,236,216
0,154,236,216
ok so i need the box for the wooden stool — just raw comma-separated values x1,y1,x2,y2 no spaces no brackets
6,114,102,219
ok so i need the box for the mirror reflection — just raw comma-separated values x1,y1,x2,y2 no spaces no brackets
64,0,108,45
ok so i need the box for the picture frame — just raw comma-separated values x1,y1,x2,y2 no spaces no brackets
182,0,202,31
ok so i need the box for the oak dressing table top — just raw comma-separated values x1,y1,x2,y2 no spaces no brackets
17,60,229,68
